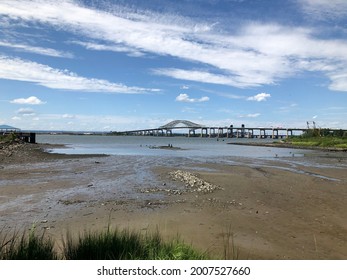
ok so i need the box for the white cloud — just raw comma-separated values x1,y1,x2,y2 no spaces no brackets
247,93,271,102
62,114,75,119
327,72,347,92
10,96,46,105
16,108,35,116
238,113,261,118
205,90,245,100
153,68,259,88
0,40,73,58
175,93,209,103
0,55,159,94
1,0,347,91
70,41,144,57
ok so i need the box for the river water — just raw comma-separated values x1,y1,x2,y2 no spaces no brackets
37,134,307,159
36,134,346,182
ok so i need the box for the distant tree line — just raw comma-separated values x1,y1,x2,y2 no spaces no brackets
303,128,347,138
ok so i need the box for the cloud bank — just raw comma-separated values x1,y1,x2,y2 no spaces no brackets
0,0,346,91
0,40,73,58
0,55,158,94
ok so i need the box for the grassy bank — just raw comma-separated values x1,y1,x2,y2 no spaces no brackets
285,136,347,149
0,228,57,260
0,227,207,260
283,129,347,150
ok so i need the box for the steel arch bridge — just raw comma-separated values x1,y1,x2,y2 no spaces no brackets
159,120,204,129
119,120,311,139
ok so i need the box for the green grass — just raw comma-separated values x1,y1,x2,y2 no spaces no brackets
222,226,240,260
281,128,347,149
0,227,57,260
0,133,17,144
63,228,206,260
1,227,207,260
284,135,347,149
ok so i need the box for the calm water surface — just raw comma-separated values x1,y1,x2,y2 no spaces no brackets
37,134,307,159
37,135,346,181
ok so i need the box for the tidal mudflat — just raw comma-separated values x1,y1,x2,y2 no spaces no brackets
1,140,347,259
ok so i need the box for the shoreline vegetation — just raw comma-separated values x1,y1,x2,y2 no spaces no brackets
1,132,347,259
281,128,347,150
0,227,207,260
229,129,347,152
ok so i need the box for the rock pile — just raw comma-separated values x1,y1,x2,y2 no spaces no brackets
169,170,222,194
0,141,23,158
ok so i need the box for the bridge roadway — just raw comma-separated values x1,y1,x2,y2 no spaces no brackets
120,125,308,139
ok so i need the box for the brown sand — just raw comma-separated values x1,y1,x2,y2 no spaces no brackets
1,142,346,259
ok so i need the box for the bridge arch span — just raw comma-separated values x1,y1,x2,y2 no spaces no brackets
159,120,204,129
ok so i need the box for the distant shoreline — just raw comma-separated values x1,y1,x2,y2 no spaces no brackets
228,140,347,152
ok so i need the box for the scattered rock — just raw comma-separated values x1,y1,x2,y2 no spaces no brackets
83,212,94,216
59,199,85,205
168,170,223,194
139,187,183,195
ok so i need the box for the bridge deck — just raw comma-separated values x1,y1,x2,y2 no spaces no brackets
120,126,312,139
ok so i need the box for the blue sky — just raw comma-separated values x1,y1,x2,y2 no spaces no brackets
0,0,347,131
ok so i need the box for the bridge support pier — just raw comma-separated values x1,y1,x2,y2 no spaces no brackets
209,128,216,138
165,129,172,136
9,132,36,143
286,129,293,138
227,127,233,138
218,128,224,138
272,129,279,139
260,129,266,138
